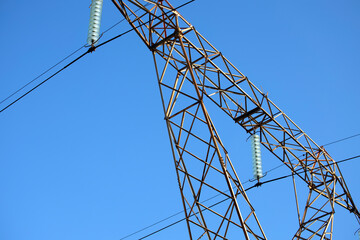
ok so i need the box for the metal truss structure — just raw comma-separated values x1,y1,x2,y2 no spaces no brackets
111,0,360,239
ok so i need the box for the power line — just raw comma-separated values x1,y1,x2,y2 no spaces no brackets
101,2,152,36
0,50,91,113
119,133,360,239
2,0,357,235
0,19,144,113
0,3,153,107
249,154,360,190
323,133,360,147
0,44,87,106
101,18,127,36
119,210,184,240
120,178,230,240
260,132,360,178
0,0,195,114
96,0,195,49
134,154,360,239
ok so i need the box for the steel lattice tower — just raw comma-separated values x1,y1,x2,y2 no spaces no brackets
111,0,360,239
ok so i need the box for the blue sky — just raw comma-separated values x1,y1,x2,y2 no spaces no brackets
0,0,360,239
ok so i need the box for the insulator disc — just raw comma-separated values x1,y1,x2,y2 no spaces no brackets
251,134,263,180
87,0,104,45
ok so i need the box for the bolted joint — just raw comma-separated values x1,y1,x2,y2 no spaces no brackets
308,183,316,190
149,29,180,51
88,46,97,53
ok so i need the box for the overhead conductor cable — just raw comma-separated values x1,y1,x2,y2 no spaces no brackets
87,0,104,46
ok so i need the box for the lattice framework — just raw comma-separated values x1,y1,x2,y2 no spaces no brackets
111,1,360,239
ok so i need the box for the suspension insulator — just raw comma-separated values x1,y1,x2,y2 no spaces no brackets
87,0,104,46
251,134,263,180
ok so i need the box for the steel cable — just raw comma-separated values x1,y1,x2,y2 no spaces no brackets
133,154,360,240
0,0,195,114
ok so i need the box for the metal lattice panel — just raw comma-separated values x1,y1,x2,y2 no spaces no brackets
111,0,360,239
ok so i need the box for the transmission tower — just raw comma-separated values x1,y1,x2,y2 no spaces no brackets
111,0,360,239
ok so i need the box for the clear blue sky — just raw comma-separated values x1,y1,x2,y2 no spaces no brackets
0,0,360,239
